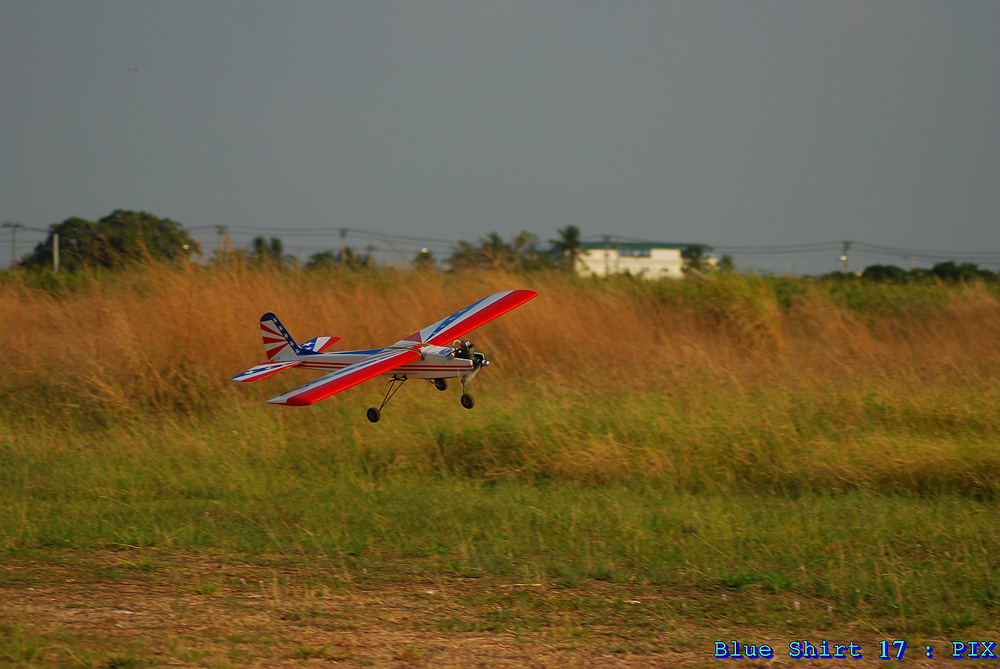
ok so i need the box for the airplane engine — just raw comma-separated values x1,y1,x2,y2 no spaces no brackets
453,340,475,359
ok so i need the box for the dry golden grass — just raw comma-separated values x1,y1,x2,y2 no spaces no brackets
4,263,1000,420
5,264,1000,498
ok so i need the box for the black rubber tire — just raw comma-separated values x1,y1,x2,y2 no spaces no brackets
433,379,447,391
460,393,475,410
366,407,381,423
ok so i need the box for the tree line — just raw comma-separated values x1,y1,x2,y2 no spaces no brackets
11,210,999,283
14,210,587,273
826,262,999,283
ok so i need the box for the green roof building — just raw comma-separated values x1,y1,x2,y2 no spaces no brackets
577,240,715,279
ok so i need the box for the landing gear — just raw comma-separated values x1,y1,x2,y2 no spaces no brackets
365,366,483,421
458,373,478,410
367,376,406,424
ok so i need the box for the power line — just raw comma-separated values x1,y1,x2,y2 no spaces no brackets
715,246,843,256
851,241,1000,261
219,225,455,245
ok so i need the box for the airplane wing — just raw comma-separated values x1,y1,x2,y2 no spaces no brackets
267,348,420,406
266,289,537,406
233,360,302,382
402,289,538,346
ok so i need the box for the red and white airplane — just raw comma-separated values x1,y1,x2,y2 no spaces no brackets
233,289,537,422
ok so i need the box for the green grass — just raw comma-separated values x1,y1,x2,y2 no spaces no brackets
5,373,999,494
2,396,998,635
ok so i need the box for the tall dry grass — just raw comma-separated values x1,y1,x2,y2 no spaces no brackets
3,263,1000,422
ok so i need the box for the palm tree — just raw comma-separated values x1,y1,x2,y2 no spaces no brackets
550,225,582,272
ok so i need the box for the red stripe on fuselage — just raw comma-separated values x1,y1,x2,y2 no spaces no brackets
273,349,421,405
299,363,465,372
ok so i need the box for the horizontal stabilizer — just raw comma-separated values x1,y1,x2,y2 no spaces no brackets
233,359,302,382
299,336,341,354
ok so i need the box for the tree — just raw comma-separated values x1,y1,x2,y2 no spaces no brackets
251,236,283,264
681,244,711,274
447,231,552,271
862,264,908,282
929,261,989,282
479,232,511,268
305,250,337,269
513,231,557,271
412,248,436,271
304,247,371,270
447,239,474,269
549,225,582,272
21,210,200,271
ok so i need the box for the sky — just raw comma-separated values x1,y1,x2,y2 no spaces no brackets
2,1,998,274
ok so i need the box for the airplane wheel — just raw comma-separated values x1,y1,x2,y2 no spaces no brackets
433,379,447,391
460,393,475,410
366,407,381,423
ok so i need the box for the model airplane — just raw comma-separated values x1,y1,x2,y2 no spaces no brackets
233,289,537,422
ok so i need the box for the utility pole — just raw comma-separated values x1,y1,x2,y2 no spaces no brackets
339,228,347,263
366,234,376,267
53,233,59,272
215,226,233,258
840,241,852,273
602,235,611,277
2,221,23,268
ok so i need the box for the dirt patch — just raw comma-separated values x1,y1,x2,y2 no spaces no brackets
0,551,944,667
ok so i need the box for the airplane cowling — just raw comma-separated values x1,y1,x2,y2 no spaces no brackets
421,345,457,361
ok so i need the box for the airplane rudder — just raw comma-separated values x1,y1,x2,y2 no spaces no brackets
259,312,301,360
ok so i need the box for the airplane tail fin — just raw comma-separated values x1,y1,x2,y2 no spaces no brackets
259,313,341,361
260,313,302,361
234,314,342,384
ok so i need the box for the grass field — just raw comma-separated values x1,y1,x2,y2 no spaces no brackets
2,264,999,666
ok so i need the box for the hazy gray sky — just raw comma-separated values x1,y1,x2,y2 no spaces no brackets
3,1,998,273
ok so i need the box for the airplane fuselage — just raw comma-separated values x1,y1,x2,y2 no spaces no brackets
297,344,478,380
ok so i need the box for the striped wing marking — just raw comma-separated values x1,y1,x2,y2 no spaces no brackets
403,289,538,346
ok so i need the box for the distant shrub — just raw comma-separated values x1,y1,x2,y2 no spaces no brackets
862,264,908,282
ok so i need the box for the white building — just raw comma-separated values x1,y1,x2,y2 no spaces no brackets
576,241,715,279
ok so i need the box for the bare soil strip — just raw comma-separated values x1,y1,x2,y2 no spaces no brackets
0,551,947,668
